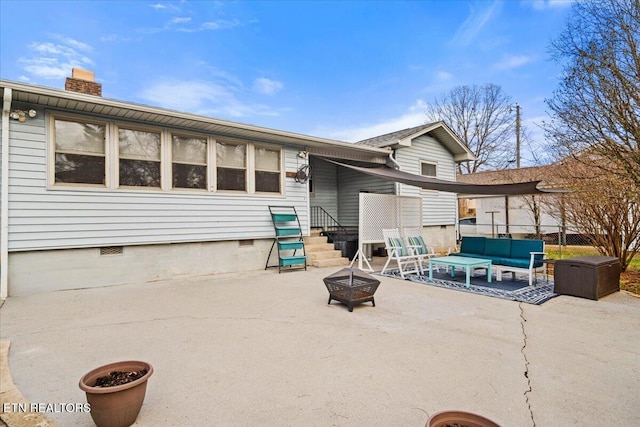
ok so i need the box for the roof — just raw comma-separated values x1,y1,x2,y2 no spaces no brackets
356,121,475,162
0,79,391,164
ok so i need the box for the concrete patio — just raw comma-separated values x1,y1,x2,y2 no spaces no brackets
1,263,639,426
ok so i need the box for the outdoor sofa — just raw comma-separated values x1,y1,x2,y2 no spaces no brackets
455,236,546,286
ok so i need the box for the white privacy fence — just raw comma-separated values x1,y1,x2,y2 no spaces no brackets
354,193,422,270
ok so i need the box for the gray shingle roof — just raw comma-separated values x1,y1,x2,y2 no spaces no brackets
355,123,438,148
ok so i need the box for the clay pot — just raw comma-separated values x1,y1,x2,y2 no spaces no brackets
79,360,153,427
426,410,501,427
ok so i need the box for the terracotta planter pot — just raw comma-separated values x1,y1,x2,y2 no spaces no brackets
79,360,153,427
426,410,501,427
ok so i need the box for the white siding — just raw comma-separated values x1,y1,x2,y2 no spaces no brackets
7,111,308,251
309,157,338,218
337,167,395,227
394,135,458,226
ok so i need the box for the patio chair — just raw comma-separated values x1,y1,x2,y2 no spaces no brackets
381,228,424,278
403,227,438,272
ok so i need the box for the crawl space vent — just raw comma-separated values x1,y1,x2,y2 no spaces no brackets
100,246,124,256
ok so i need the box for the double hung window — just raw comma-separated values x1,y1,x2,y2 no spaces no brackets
53,118,106,185
118,127,162,188
172,135,207,190
216,141,247,191
255,146,281,193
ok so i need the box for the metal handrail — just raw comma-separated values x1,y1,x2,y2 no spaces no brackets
310,206,351,241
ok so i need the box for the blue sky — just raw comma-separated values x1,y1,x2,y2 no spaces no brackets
0,0,572,163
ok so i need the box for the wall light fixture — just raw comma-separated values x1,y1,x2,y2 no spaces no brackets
9,109,37,122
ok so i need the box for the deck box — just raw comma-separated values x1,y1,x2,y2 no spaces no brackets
554,256,620,300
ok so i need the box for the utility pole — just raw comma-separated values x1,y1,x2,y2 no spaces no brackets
515,104,521,169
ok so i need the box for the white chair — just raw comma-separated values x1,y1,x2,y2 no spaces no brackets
403,227,438,272
381,228,424,278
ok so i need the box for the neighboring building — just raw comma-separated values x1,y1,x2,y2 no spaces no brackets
0,70,473,296
456,165,563,238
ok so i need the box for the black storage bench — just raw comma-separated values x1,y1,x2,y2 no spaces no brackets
554,256,620,300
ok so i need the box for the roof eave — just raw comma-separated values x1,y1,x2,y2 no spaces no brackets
0,79,391,156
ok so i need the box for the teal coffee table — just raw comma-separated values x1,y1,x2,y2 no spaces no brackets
428,256,492,288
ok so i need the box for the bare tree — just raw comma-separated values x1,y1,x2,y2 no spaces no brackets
546,160,640,271
426,84,517,173
545,0,640,187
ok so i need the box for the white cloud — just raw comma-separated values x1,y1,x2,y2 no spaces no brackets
421,70,457,95
493,54,534,70
253,78,283,95
527,0,574,11
57,36,93,52
100,34,136,43
19,37,95,80
450,1,502,47
149,3,166,10
435,70,454,82
321,100,429,142
171,17,192,24
200,19,241,31
138,79,281,118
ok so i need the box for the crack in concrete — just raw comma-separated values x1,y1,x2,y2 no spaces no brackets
519,302,535,427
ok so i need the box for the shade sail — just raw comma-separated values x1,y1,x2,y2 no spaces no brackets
324,159,553,196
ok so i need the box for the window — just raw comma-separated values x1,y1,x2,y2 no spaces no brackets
53,118,106,185
420,161,437,177
172,135,207,190
254,146,281,193
50,115,286,196
216,141,246,191
118,127,161,188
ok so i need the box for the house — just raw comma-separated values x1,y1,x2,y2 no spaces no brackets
0,69,474,296
456,166,563,238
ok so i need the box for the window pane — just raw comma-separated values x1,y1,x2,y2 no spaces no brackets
55,119,105,154
217,167,246,191
255,147,280,171
173,164,207,189
120,159,161,187
173,136,206,163
421,163,437,177
55,153,105,184
216,142,245,168
255,171,280,193
119,128,160,159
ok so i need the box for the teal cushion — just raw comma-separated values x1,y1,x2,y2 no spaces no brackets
388,237,408,256
460,237,485,255
484,238,511,257
407,235,428,255
511,239,544,260
497,258,532,269
456,253,477,258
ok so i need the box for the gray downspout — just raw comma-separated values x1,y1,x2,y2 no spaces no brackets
1,88,12,298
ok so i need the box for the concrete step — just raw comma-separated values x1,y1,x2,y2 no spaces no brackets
312,257,351,268
305,243,336,252
310,250,343,260
304,236,328,245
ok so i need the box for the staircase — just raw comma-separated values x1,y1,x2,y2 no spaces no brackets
305,229,351,268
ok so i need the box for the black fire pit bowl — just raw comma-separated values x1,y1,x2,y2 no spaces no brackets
323,267,380,312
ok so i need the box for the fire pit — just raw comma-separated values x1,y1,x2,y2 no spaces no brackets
323,267,380,312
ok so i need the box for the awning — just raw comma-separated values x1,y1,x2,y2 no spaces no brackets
324,159,556,196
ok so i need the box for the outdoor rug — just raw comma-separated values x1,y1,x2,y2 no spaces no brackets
378,269,558,305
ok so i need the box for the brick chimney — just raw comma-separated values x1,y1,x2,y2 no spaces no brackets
65,68,102,96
